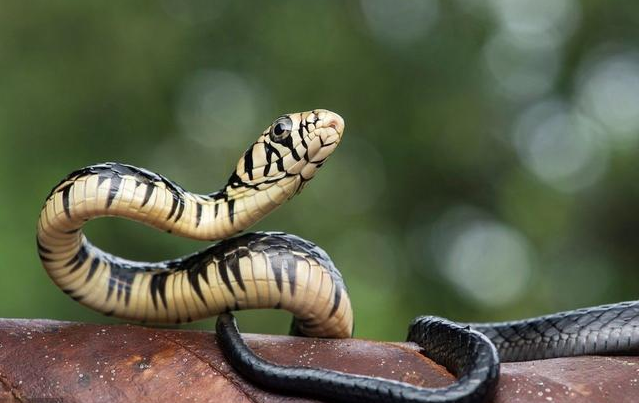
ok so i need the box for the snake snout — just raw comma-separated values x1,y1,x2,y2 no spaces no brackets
326,114,344,135
314,109,345,139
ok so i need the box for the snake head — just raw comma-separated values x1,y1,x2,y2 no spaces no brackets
226,109,345,198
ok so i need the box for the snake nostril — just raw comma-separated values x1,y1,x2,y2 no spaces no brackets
326,115,345,134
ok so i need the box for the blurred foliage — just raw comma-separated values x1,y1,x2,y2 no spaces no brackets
0,1,637,341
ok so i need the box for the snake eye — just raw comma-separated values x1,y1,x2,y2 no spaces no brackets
270,116,293,142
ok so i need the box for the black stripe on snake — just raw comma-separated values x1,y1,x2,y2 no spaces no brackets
37,109,639,403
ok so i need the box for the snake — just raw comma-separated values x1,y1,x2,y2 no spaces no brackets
36,109,639,403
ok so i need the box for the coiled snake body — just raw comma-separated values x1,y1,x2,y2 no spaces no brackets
37,110,638,403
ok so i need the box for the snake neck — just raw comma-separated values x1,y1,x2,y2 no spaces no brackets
39,162,300,243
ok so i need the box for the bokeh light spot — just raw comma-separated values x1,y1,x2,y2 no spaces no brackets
489,0,580,46
441,219,533,307
483,31,560,99
177,70,259,150
576,51,639,144
360,0,439,46
513,99,609,193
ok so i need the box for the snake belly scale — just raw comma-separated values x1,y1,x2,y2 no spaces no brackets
36,109,352,337
36,109,639,403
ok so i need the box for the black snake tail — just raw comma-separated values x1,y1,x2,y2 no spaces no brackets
469,300,639,362
216,301,639,403
217,313,499,403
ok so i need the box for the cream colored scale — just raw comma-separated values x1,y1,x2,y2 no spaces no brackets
36,109,352,338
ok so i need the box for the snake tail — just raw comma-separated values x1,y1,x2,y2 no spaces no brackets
470,300,639,362
217,313,499,403
217,301,639,403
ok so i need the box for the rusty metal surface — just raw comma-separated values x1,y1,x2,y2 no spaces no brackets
0,319,636,403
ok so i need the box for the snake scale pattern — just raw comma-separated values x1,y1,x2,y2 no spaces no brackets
37,109,638,403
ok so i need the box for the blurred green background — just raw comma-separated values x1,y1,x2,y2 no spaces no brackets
0,1,637,341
